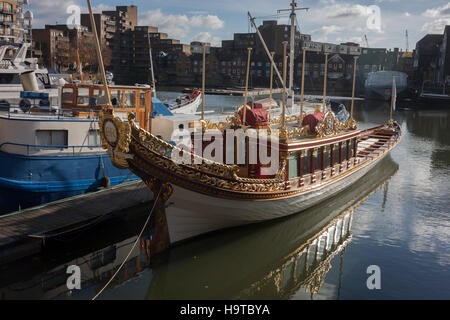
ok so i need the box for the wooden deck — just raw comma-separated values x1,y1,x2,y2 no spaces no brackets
0,181,152,264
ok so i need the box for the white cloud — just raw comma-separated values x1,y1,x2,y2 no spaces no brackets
424,2,450,18
193,32,221,46
139,9,224,43
190,15,224,30
311,25,343,36
326,4,371,19
421,18,450,34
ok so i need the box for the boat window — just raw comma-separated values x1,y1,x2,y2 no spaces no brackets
350,139,356,158
289,154,299,179
140,92,146,108
36,130,68,147
333,144,340,165
62,88,74,104
315,148,323,171
324,146,331,168
77,88,90,106
93,89,106,105
88,129,100,146
302,150,311,175
124,91,136,108
342,143,348,161
110,90,123,108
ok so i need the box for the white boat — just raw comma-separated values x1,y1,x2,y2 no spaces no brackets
163,90,202,114
0,42,68,107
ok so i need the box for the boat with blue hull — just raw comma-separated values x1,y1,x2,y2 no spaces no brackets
0,150,136,214
0,80,164,214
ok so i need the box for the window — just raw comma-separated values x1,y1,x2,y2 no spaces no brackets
324,146,331,168
124,91,136,108
289,154,299,179
350,139,356,158
62,88,74,104
315,148,323,171
334,144,340,165
88,129,100,146
110,90,123,107
302,151,311,175
36,130,68,147
342,143,348,161
77,88,90,106
140,92,147,108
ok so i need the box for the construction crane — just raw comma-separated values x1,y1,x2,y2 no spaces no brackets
364,34,369,48
406,30,409,52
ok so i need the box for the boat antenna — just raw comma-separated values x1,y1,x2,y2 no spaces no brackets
242,47,252,127
299,47,307,123
86,0,112,109
248,11,284,88
277,1,309,109
322,52,329,113
148,32,156,98
389,76,396,127
349,56,358,129
282,41,288,133
201,43,207,122
269,51,275,121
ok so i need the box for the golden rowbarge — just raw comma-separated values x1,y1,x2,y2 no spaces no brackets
88,0,401,253
99,108,401,251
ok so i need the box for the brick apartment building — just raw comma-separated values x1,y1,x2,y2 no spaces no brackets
28,4,418,92
0,0,26,43
32,27,70,71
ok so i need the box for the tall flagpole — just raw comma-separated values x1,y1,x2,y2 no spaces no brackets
322,52,329,113
86,0,111,108
201,43,207,121
389,76,396,127
300,47,306,122
349,56,358,129
269,51,275,121
242,47,252,127
289,0,296,109
282,41,288,133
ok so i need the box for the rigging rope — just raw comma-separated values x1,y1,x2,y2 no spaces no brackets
92,186,162,300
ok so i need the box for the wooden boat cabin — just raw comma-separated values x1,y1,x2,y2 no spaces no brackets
61,83,152,130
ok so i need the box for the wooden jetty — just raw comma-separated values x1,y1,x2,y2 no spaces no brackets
0,181,152,265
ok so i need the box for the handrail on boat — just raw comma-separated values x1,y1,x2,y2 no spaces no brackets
2,104,102,120
0,142,103,156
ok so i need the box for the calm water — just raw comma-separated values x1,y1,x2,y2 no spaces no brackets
0,94,449,300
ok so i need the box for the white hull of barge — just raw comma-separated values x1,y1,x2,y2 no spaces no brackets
166,152,385,243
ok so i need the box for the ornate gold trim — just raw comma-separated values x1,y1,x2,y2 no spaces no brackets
315,111,348,138
99,111,131,169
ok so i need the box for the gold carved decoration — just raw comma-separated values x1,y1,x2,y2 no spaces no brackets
99,110,131,169
126,113,288,193
315,111,349,138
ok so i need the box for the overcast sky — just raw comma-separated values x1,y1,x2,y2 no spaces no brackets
29,0,450,49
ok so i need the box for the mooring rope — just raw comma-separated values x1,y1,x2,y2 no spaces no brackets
92,186,162,300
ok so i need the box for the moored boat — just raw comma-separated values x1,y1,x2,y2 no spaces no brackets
92,0,402,251
0,82,158,213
